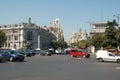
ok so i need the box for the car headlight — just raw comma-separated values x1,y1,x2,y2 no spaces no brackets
12,54,16,57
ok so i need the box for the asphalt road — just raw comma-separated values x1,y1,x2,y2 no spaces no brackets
0,55,120,80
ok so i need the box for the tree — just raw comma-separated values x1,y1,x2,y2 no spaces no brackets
0,30,6,48
107,19,118,28
90,19,119,49
77,40,88,49
90,33,104,49
103,19,118,48
115,31,120,46
50,40,67,49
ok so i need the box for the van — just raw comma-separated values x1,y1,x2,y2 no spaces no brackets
96,50,120,63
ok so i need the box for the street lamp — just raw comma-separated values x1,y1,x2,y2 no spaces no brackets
36,26,41,50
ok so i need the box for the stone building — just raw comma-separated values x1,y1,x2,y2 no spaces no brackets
69,28,88,44
49,18,64,41
0,18,56,50
90,22,107,38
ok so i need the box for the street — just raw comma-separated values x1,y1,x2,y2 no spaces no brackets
0,55,120,80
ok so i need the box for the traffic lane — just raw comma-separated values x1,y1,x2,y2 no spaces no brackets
0,55,120,80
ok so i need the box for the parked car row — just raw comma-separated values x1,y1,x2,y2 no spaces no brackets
0,48,56,63
17,49,35,57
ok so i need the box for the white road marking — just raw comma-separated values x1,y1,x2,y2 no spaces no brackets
115,67,120,69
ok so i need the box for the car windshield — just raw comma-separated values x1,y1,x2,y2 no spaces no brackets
0,50,11,54
108,52,115,56
0,50,4,54
9,50,19,55
71,50,78,52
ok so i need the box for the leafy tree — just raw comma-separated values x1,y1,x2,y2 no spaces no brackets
103,19,118,48
90,33,104,49
50,40,58,49
77,40,88,49
51,40,67,49
107,19,118,27
71,42,77,47
0,30,6,48
115,31,120,46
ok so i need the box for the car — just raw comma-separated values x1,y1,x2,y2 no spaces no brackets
69,49,90,58
96,50,120,63
55,49,62,55
45,50,52,56
17,49,32,57
34,50,46,56
0,54,5,63
0,49,25,62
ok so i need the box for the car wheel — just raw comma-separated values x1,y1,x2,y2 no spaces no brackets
117,59,120,63
20,59,24,62
10,57,14,62
25,54,27,57
86,54,90,58
99,58,103,62
83,56,86,58
70,55,73,57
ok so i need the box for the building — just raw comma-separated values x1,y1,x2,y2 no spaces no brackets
49,18,64,41
90,22,107,38
69,28,88,45
0,18,57,50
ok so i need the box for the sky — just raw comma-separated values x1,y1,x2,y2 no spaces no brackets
0,0,120,42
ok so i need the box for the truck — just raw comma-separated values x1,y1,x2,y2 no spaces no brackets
96,50,120,63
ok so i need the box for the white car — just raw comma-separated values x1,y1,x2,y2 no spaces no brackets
96,50,120,63
55,49,61,54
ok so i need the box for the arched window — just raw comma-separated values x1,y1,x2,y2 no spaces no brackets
27,31,33,40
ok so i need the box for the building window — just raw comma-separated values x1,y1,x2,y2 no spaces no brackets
27,31,33,40
15,25,17,27
5,43,7,47
8,43,10,47
15,36,18,40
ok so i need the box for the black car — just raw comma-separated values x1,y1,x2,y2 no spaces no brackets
46,50,52,56
17,49,33,57
0,54,5,63
34,50,52,56
0,49,25,62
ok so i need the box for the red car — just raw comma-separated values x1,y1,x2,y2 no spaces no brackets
69,49,90,58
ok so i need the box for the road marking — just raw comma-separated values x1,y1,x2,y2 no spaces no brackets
77,58,82,59
115,67,120,70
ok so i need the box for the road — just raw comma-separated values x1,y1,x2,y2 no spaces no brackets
0,55,120,80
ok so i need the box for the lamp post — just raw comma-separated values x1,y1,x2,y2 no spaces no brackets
36,26,41,50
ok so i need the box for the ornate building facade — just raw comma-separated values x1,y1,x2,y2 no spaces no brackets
69,28,88,44
0,18,63,50
49,18,64,41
